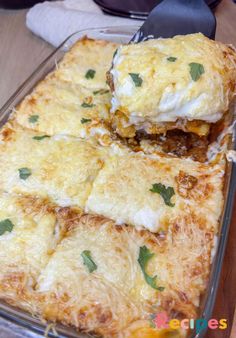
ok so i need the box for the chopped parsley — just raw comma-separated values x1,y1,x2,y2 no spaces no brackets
85,69,96,79
28,115,39,123
81,250,97,273
0,219,14,236
93,89,109,95
18,167,32,180
149,314,157,328
81,102,95,108
189,62,205,81
32,135,50,141
150,183,175,207
113,49,118,59
81,118,92,124
129,73,143,87
138,246,164,291
167,56,177,62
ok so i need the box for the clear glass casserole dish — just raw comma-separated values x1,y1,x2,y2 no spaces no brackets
0,26,235,338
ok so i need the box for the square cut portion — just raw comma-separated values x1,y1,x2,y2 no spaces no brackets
36,215,153,336
36,213,214,337
0,193,62,309
15,76,112,141
0,122,106,207
56,38,118,89
86,147,224,233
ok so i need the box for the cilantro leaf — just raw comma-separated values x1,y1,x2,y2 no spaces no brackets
32,135,50,141
129,73,143,87
85,69,96,79
189,62,205,81
81,102,95,108
81,250,97,273
28,115,39,123
150,183,175,207
0,219,14,236
93,89,109,95
167,56,177,62
81,118,92,124
138,246,164,291
18,167,32,180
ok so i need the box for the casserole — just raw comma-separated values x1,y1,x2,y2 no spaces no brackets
0,26,235,338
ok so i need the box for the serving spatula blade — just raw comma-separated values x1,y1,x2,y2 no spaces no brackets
131,0,216,43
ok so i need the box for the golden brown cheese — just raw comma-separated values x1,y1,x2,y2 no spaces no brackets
56,37,118,89
0,193,61,310
86,146,224,233
109,33,236,137
14,38,119,143
0,122,106,207
15,74,112,142
35,214,196,337
0,198,213,337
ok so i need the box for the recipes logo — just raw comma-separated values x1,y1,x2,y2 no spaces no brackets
150,312,227,334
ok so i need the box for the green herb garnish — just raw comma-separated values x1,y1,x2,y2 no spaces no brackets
28,115,39,123
0,219,14,236
149,314,157,328
81,102,95,108
85,69,96,79
113,49,118,59
18,167,32,180
81,250,97,273
167,56,177,62
189,62,205,81
129,73,143,87
93,89,109,95
138,246,164,291
81,118,92,124
150,183,175,207
32,135,50,141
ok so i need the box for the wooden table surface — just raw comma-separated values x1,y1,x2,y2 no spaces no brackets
0,1,235,337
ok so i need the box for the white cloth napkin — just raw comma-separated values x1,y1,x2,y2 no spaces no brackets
26,0,143,47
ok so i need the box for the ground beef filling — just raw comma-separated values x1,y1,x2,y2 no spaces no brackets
128,129,209,163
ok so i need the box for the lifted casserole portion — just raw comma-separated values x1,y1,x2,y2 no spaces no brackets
108,33,236,138
35,213,212,337
0,122,106,207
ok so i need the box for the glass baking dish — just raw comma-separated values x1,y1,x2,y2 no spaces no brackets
0,26,235,338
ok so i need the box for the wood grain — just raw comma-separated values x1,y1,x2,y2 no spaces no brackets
0,1,235,337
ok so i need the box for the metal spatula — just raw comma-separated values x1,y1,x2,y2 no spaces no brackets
131,0,216,43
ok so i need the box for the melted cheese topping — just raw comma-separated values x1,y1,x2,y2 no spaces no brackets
86,148,224,233
0,122,106,207
14,37,118,143
110,33,236,135
36,215,193,337
56,38,118,89
0,194,61,307
15,76,112,140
